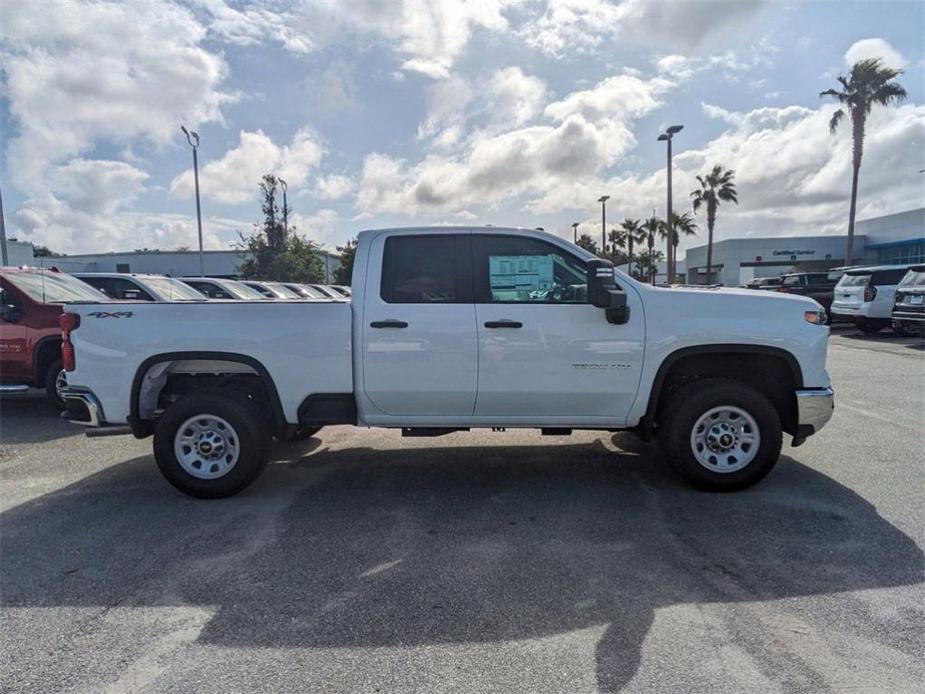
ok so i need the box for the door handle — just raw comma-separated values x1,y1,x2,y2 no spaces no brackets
484,320,523,328
370,320,408,328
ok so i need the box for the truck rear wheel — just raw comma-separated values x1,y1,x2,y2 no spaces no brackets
659,378,782,491
153,393,271,498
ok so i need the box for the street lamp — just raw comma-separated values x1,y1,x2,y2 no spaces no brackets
279,178,288,233
657,124,683,283
571,221,579,243
180,126,205,276
0,177,7,266
597,195,610,253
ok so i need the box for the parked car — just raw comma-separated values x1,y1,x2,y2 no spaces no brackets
830,265,913,333
891,264,925,336
74,273,207,302
745,277,782,290
1,267,107,407
777,271,839,314
241,280,305,300
179,277,268,300
281,283,327,299
329,284,352,297
61,226,833,498
308,283,347,299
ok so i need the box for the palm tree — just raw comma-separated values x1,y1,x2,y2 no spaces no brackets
575,233,599,255
820,57,906,265
691,165,737,284
668,211,698,283
618,218,643,278
641,214,662,284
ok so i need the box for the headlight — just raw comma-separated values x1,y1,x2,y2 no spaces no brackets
804,309,827,325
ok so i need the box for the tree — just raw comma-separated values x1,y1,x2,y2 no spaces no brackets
575,233,599,255
617,219,644,279
33,244,62,257
605,228,629,266
633,249,664,283
667,211,698,283
640,215,663,284
237,174,324,282
820,57,906,266
691,165,738,284
333,238,357,285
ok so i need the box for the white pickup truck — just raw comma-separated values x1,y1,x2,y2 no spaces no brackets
61,226,834,498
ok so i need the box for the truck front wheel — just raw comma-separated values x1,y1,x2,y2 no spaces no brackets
659,378,782,491
153,393,271,498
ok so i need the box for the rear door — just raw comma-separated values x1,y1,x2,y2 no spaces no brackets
361,233,478,416
471,234,644,421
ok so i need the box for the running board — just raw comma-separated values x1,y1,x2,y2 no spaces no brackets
401,427,469,437
85,425,133,438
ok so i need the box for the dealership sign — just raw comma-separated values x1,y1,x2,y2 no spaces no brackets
772,249,816,256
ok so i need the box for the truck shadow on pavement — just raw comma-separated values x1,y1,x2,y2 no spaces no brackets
0,395,80,444
2,438,922,692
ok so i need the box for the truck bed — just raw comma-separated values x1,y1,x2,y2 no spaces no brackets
64,300,353,425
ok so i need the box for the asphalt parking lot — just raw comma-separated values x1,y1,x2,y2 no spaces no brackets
1,328,923,693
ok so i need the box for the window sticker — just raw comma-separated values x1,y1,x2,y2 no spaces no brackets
489,254,554,301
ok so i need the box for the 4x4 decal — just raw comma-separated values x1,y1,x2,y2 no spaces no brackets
87,311,135,319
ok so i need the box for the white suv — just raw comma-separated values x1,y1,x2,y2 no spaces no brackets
831,265,913,333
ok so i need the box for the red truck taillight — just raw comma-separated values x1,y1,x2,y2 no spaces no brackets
863,285,877,302
59,313,80,372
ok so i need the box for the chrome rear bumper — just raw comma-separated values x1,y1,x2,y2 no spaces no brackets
795,387,834,435
61,387,104,427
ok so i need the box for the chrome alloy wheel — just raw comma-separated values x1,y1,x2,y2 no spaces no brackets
54,370,68,401
690,405,760,474
174,414,240,480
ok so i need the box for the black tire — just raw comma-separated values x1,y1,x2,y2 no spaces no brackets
154,392,271,499
855,318,884,334
892,321,915,337
659,378,782,491
44,358,66,410
284,425,321,442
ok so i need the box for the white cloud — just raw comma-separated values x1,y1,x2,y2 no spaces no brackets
844,38,907,71
522,0,770,57
192,0,314,53
488,67,547,128
170,128,324,205
314,174,356,201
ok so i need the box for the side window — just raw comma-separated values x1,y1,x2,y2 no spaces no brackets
79,276,112,296
380,235,471,303
782,275,801,288
474,236,588,303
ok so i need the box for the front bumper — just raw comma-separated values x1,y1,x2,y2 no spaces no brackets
795,387,834,436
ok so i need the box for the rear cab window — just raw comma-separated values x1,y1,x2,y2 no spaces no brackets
380,235,472,303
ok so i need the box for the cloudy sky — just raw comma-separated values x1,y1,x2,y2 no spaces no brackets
1,0,923,257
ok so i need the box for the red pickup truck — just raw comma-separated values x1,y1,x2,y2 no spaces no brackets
1,267,107,407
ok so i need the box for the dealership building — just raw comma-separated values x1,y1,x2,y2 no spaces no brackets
683,208,924,286
4,244,342,282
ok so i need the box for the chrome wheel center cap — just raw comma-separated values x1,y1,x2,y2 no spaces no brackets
195,432,225,459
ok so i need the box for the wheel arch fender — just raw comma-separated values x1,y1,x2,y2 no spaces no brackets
129,351,287,438
641,344,803,438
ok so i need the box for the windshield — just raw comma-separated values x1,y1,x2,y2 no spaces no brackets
5,270,107,303
898,269,925,289
225,280,268,300
266,282,302,299
837,273,870,288
143,276,208,301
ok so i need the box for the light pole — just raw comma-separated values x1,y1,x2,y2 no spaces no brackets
571,222,579,243
597,195,609,254
0,177,8,266
657,124,683,283
181,126,205,276
279,178,288,233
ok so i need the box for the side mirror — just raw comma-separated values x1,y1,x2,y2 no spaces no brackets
587,258,630,325
1,303,22,323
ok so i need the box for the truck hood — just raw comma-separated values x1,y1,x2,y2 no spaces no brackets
656,285,820,308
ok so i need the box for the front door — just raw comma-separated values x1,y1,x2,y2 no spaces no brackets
0,283,30,384
361,233,478,416
471,234,644,422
